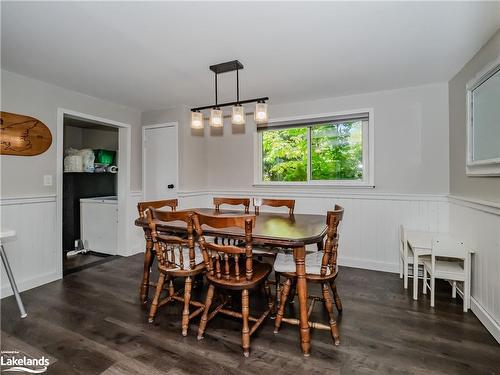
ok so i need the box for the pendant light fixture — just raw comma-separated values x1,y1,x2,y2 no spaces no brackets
231,68,245,125
209,72,223,128
190,110,204,129
210,108,223,127
254,101,268,124
190,60,269,130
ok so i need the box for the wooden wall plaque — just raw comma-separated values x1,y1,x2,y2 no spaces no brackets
0,111,52,156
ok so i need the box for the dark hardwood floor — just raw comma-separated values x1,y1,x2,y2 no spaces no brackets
1,254,499,374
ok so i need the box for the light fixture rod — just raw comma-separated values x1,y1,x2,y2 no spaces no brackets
236,68,240,103
191,97,269,112
214,73,218,107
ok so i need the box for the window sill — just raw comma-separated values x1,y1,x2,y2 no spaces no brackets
253,182,375,189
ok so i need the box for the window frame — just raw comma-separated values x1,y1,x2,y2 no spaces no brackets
254,109,375,187
466,56,500,176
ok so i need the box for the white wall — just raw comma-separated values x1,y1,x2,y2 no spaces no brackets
0,70,143,297
141,106,206,191
64,126,119,151
447,32,500,343
205,83,450,194
0,70,143,195
449,30,500,204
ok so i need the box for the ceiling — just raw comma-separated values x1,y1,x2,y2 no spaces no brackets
2,2,499,111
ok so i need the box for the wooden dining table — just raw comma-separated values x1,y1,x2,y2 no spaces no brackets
135,207,328,356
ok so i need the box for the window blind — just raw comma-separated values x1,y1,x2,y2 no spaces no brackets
257,112,369,131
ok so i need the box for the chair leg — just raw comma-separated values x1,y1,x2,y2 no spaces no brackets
168,278,175,297
463,280,469,312
148,273,166,323
140,241,154,306
241,289,250,357
403,260,409,289
197,284,215,340
181,276,192,336
274,278,292,333
275,272,281,307
288,279,297,304
422,268,427,295
430,276,435,307
452,281,457,299
399,258,403,279
330,282,343,313
322,283,340,346
264,280,273,311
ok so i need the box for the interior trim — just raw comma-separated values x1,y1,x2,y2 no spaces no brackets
448,195,500,216
0,195,57,205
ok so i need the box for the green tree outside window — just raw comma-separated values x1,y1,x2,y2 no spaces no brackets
262,121,363,182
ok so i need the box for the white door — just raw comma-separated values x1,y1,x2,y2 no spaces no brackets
143,125,178,200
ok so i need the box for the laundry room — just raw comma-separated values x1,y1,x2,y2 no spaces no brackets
62,115,119,274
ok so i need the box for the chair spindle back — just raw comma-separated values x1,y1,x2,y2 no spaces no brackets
213,197,250,214
146,208,196,271
138,199,178,218
193,212,255,281
254,198,295,216
320,204,344,277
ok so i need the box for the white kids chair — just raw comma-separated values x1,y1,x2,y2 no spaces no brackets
422,237,473,312
399,225,431,293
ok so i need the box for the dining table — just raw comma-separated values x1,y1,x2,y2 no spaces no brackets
135,207,328,356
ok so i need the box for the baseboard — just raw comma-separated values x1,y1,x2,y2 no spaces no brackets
470,297,500,344
338,256,399,273
1,271,60,299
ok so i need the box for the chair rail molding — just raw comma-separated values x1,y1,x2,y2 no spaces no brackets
0,195,56,206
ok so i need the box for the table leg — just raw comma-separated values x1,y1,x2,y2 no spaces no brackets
140,239,154,306
413,252,419,300
294,245,311,356
1,244,27,318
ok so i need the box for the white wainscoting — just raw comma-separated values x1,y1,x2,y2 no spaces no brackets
0,195,59,298
127,191,145,256
448,196,500,343
178,190,449,273
1,192,145,298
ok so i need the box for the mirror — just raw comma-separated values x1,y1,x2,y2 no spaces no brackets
466,58,500,175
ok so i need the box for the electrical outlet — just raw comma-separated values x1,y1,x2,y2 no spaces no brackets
43,175,53,186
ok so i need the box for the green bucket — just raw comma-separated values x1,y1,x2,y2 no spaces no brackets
94,149,115,165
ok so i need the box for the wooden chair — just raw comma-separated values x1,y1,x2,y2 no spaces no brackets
273,205,344,349
212,197,250,246
252,198,296,306
422,237,473,312
146,208,206,336
254,198,295,216
213,197,250,213
193,212,274,357
137,199,178,306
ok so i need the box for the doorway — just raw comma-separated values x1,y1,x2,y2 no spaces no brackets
142,123,178,200
57,109,131,276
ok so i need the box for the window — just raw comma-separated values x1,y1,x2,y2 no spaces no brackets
466,58,500,176
256,111,373,186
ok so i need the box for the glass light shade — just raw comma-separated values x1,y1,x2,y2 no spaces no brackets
254,102,268,124
231,105,246,125
190,111,204,129
209,108,223,128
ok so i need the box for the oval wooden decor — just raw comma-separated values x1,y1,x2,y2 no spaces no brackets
0,111,52,156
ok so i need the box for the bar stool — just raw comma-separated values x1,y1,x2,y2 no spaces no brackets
0,229,27,318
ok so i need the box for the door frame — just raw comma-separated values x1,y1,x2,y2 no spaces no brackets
142,122,179,201
56,108,132,273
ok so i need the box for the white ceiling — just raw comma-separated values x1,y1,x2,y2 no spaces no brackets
2,1,499,111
